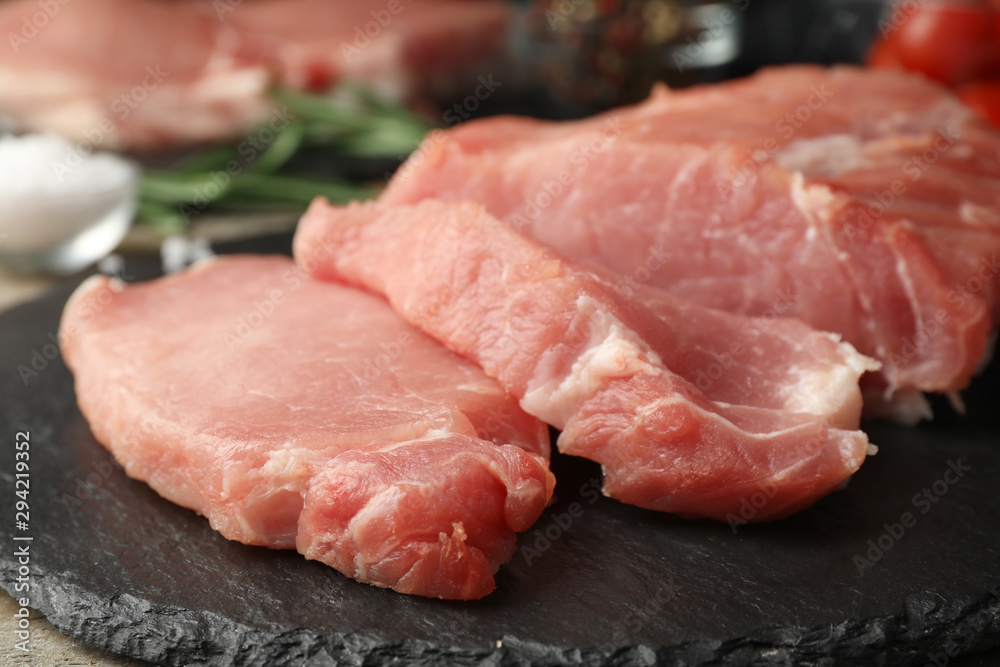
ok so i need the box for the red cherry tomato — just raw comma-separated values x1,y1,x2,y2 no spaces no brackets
996,1,1000,42
958,80,1000,127
867,1,1000,87
995,0,1000,42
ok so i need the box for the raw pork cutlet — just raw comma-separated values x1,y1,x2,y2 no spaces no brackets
295,199,876,522
0,0,271,150
0,0,507,149
59,255,552,599
381,65,1000,422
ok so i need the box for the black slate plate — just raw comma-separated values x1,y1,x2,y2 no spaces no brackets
2,238,999,667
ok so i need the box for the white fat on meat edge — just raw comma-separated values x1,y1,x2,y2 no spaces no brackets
521,297,662,429
782,332,881,430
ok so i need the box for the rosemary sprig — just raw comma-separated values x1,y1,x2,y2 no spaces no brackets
138,86,432,233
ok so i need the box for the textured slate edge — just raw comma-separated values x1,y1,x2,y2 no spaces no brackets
3,570,998,666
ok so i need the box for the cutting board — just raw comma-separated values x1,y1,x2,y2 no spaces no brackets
1,236,999,666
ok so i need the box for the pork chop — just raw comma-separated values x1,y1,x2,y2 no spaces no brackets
0,0,271,150
294,198,876,522
59,255,552,599
381,65,1000,422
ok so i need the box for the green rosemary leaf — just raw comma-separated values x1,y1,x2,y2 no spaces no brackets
136,85,429,231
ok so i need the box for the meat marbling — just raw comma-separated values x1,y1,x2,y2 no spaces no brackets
59,255,553,599
381,65,1000,422
295,198,877,522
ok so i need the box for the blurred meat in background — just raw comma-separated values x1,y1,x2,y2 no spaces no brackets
8,0,1000,277
0,0,508,150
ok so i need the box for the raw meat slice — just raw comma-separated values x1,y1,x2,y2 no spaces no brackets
294,198,876,522
59,255,552,599
0,0,508,149
0,0,271,150
382,65,1000,418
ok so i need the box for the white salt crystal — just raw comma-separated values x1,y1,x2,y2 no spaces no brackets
0,133,138,271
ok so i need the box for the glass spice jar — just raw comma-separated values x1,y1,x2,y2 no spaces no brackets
514,0,744,113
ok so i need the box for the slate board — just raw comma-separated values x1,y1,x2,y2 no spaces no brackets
1,237,999,667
